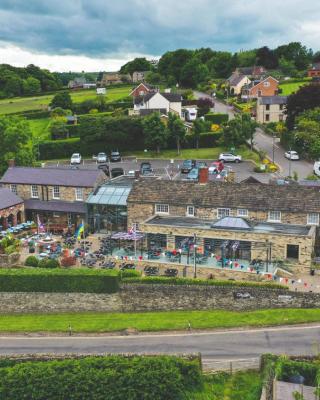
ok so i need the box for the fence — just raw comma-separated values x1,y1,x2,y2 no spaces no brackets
202,357,260,372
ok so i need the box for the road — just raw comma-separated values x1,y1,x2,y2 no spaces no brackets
1,325,320,364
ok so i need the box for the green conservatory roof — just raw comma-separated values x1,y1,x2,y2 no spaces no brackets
87,185,131,206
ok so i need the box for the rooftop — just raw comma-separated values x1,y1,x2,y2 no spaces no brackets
24,199,86,214
0,167,105,188
259,96,287,105
0,188,23,210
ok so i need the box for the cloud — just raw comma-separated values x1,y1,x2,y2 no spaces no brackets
0,0,318,70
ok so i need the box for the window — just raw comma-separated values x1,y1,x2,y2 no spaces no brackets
53,186,60,199
237,209,248,217
186,206,195,217
75,187,83,201
268,211,281,222
287,244,299,260
279,114,284,122
280,104,284,110
263,81,270,87
266,104,270,111
258,90,262,97
31,185,39,199
307,213,319,225
155,204,169,214
10,184,17,194
217,208,230,218
67,213,72,226
265,114,270,122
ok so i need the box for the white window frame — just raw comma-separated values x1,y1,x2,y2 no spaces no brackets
186,206,195,217
10,184,17,194
155,204,169,214
217,208,230,219
268,211,281,222
307,213,319,225
31,185,39,199
237,209,248,217
263,81,270,87
52,185,60,200
53,212,60,218
75,187,83,201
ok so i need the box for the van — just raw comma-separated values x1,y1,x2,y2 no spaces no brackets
314,161,320,177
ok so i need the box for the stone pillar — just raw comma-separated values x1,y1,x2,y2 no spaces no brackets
13,214,17,227
167,234,175,250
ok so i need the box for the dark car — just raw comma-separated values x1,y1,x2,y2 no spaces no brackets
110,150,121,162
181,159,196,174
97,164,110,176
111,167,124,178
140,162,153,175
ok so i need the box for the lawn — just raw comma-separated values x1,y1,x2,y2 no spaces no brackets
128,145,260,163
279,78,311,96
0,85,132,115
28,118,51,141
188,371,262,400
1,308,320,333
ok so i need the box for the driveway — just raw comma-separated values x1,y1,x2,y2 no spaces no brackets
193,91,235,119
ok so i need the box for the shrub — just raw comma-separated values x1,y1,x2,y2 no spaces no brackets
24,256,39,268
204,112,229,124
37,259,60,269
60,256,76,267
38,138,81,160
120,269,142,279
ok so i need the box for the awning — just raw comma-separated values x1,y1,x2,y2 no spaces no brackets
24,199,86,214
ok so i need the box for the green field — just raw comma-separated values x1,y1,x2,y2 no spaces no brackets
0,308,320,333
279,78,311,96
29,118,51,141
0,85,132,115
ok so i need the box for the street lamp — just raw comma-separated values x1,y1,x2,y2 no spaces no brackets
272,132,275,165
193,233,197,279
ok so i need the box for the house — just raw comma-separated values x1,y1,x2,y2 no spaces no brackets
100,72,131,86
241,76,279,100
127,179,320,268
132,71,150,83
66,115,78,125
227,74,251,95
130,83,156,98
307,62,320,78
235,66,266,79
0,188,24,229
133,92,182,117
256,96,287,123
83,83,97,89
68,77,86,89
0,167,106,231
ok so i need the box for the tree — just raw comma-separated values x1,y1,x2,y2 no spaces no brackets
207,52,234,78
256,46,278,69
221,113,256,147
142,113,167,153
192,118,207,149
278,57,297,76
180,59,209,88
22,77,41,95
167,113,186,155
50,91,73,110
197,97,214,117
120,58,152,75
49,118,68,140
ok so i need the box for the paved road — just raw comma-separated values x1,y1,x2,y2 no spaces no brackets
194,91,235,119
1,325,320,362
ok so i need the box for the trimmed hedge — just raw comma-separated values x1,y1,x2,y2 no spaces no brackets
0,268,119,293
38,138,81,160
123,276,287,290
204,112,229,124
0,355,202,400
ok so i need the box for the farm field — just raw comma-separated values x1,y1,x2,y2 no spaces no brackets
279,78,311,96
0,85,132,115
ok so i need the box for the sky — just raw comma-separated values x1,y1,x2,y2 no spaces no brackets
0,0,319,72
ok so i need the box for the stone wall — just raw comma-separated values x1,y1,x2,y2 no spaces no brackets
2,284,320,314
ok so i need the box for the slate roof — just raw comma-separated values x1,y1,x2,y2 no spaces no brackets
24,199,86,214
135,92,182,104
0,188,23,211
259,96,287,105
128,180,320,213
228,73,248,86
0,167,104,188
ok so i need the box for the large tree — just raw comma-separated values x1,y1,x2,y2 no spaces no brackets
167,113,186,155
50,91,73,110
120,58,152,75
142,113,167,153
192,118,207,149
221,113,256,147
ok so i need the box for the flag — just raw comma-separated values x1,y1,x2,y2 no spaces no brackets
128,225,136,235
37,214,45,233
75,221,84,240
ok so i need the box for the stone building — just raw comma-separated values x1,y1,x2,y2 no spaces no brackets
256,96,287,123
0,167,106,231
127,180,320,269
0,188,24,229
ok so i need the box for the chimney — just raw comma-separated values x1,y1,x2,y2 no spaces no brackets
198,167,209,184
7,159,15,168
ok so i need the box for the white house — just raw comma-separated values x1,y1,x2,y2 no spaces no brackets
96,87,106,95
134,92,182,117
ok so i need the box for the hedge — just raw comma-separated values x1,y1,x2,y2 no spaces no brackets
0,355,202,400
204,112,229,124
38,138,81,160
5,110,50,119
0,268,119,293
123,276,287,290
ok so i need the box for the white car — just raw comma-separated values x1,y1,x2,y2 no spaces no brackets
314,161,320,177
219,153,242,163
97,152,107,163
284,150,299,160
70,153,82,165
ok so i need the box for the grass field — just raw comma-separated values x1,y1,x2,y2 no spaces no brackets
0,85,132,115
0,308,320,333
129,145,260,163
279,78,311,96
29,118,51,141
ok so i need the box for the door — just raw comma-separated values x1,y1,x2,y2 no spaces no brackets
286,244,299,260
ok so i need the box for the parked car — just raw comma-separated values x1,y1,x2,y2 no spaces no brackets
110,150,121,162
98,164,110,176
208,161,224,174
111,167,124,178
140,162,153,175
219,153,242,163
186,168,199,181
181,159,196,173
97,152,108,163
195,161,207,169
70,153,81,165
284,150,300,160
314,161,320,177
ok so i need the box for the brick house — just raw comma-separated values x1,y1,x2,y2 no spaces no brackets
256,96,287,123
0,188,24,229
127,180,320,268
241,76,279,100
129,83,156,98
307,63,320,78
0,167,106,231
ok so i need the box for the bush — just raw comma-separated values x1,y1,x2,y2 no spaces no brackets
38,259,60,269
0,355,202,400
204,112,229,124
60,256,76,267
120,269,142,279
0,268,119,293
24,256,39,268
38,138,81,160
